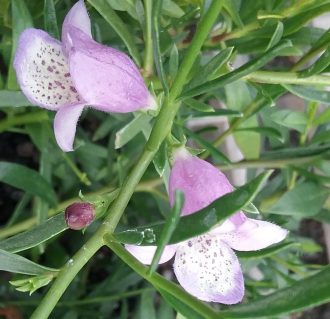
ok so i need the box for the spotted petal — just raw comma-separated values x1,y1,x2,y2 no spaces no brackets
174,234,244,304
125,244,177,265
216,216,288,251
14,28,82,110
54,104,84,152
67,27,156,113
169,148,234,216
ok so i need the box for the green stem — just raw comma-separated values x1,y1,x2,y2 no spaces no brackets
61,153,91,186
143,0,154,76
245,71,330,86
106,240,219,319
31,2,224,318
30,233,104,319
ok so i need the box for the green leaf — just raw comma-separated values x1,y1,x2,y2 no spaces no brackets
223,0,243,27
159,289,204,319
270,109,307,133
152,0,169,93
162,0,184,18
266,21,283,50
149,190,184,274
0,90,33,107
184,99,242,117
7,0,33,89
43,0,59,38
187,47,234,88
266,182,329,217
283,84,330,105
112,172,271,245
88,0,141,66
138,290,156,319
221,266,330,318
10,274,54,295
237,242,299,259
0,214,67,253
0,161,57,206
235,127,284,143
115,114,151,149
299,47,330,77
168,44,179,81
0,248,58,275
181,40,293,99
183,127,231,164
313,107,330,125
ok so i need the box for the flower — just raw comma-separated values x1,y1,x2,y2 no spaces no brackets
13,0,156,152
65,202,95,230
126,147,288,304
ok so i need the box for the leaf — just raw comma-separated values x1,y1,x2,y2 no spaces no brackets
266,21,283,50
0,90,33,107
112,172,271,245
159,289,204,319
183,127,231,164
299,47,330,77
313,107,330,125
237,242,299,259
184,98,242,117
223,0,243,27
115,114,151,149
0,162,57,206
168,44,179,81
149,190,184,273
221,266,330,318
187,47,234,88
10,274,54,295
235,127,284,143
43,0,59,38
266,182,329,217
181,40,293,99
87,0,141,66
7,0,33,89
270,109,307,133
138,290,156,319
283,84,330,105
162,0,184,18
0,214,67,253
0,248,57,275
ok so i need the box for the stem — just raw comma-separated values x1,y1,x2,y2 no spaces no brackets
31,2,224,317
106,240,219,319
30,233,103,319
245,71,330,86
143,0,154,76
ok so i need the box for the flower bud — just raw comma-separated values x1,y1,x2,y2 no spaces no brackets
65,202,95,230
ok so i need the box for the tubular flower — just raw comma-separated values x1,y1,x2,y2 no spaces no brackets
13,0,156,152
126,147,288,304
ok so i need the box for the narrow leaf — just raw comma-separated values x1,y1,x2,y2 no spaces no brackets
0,248,57,275
43,0,59,38
266,21,283,50
0,162,57,206
283,84,330,104
181,40,293,99
221,266,330,318
299,47,330,77
0,90,33,107
0,214,67,253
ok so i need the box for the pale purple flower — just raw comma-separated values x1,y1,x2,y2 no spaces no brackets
13,0,156,152
126,147,288,304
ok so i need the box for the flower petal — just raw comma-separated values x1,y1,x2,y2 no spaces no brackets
217,217,288,251
125,244,177,265
62,0,92,55
13,28,82,110
174,234,244,304
54,103,85,152
68,27,156,113
169,148,234,216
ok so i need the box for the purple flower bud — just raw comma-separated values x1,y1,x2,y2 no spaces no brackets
65,202,95,230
